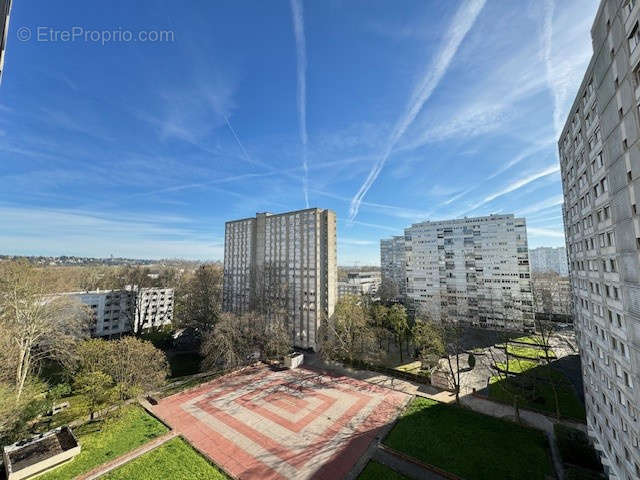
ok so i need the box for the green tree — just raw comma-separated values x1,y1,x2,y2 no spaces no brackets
75,371,115,421
387,304,408,362
76,337,168,400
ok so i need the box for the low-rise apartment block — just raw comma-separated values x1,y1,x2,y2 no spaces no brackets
337,270,381,298
223,208,337,350
63,287,173,337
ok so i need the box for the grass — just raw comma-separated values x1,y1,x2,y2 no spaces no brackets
357,460,409,480
38,406,168,480
102,437,229,480
507,344,556,360
167,352,203,378
512,336,544,345
489,361,586,421
393,361,421,373
383,397,553,480
495,358,539,374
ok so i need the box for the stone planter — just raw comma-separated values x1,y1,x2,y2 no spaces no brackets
3,427,81,480
284,352,304,369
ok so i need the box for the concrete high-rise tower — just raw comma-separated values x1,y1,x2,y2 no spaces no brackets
559,1,640,477
223,208,337,350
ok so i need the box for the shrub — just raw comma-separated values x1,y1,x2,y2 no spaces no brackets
468,352,476,369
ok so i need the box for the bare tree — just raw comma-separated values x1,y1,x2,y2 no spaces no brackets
487,335,530,424
174,264,222,331
533,316,561,419
0,261,91,400
201,312,291,370
318,296,378,365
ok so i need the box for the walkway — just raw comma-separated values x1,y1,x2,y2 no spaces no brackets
372,446,452,480
75,431,177,480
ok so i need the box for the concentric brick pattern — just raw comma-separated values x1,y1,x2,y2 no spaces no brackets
153,366,408,479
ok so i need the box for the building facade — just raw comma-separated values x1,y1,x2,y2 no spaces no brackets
63,287,173,338
392,214,534,331
337,270,381,299
380,236,406,298
223,208,337,350
559,1,640,477
529,246,569,275
531,272,573,321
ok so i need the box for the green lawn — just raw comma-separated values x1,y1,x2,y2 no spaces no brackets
38,406,168,480
383,397,553,480
507,344,556,360
489,364,586,421
512,336,544,345
102,437,229,480
357,460,409,480
495,358,539,373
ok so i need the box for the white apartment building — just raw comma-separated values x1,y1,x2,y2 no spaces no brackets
531,273,573,321
389,214,534,331
559,1,640,477
529,246,569,275
223,208,337,350
380,236,407,297
337,270,381,298
63,287,173,337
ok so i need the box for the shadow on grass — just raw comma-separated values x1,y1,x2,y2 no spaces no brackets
383,397,553,480
484,360,586,421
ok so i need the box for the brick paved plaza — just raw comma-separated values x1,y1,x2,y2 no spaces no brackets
152,365,409,479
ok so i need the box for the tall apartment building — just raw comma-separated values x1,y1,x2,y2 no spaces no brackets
529,246,569,275
223,208,337,350
380,236,407,298
387,214,534,331
62,287,174,338
531,272,573,321
559,1,640,477
0,0,12,83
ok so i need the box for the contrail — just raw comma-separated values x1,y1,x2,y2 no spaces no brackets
542,0,561,138
349,0,486,220
290,0,309,208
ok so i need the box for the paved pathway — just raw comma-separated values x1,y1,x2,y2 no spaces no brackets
76,431,177,480
372,446,450,480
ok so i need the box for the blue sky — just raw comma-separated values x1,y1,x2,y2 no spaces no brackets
0,0,598,264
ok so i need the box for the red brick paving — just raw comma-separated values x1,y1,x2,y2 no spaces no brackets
152,365,408,479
